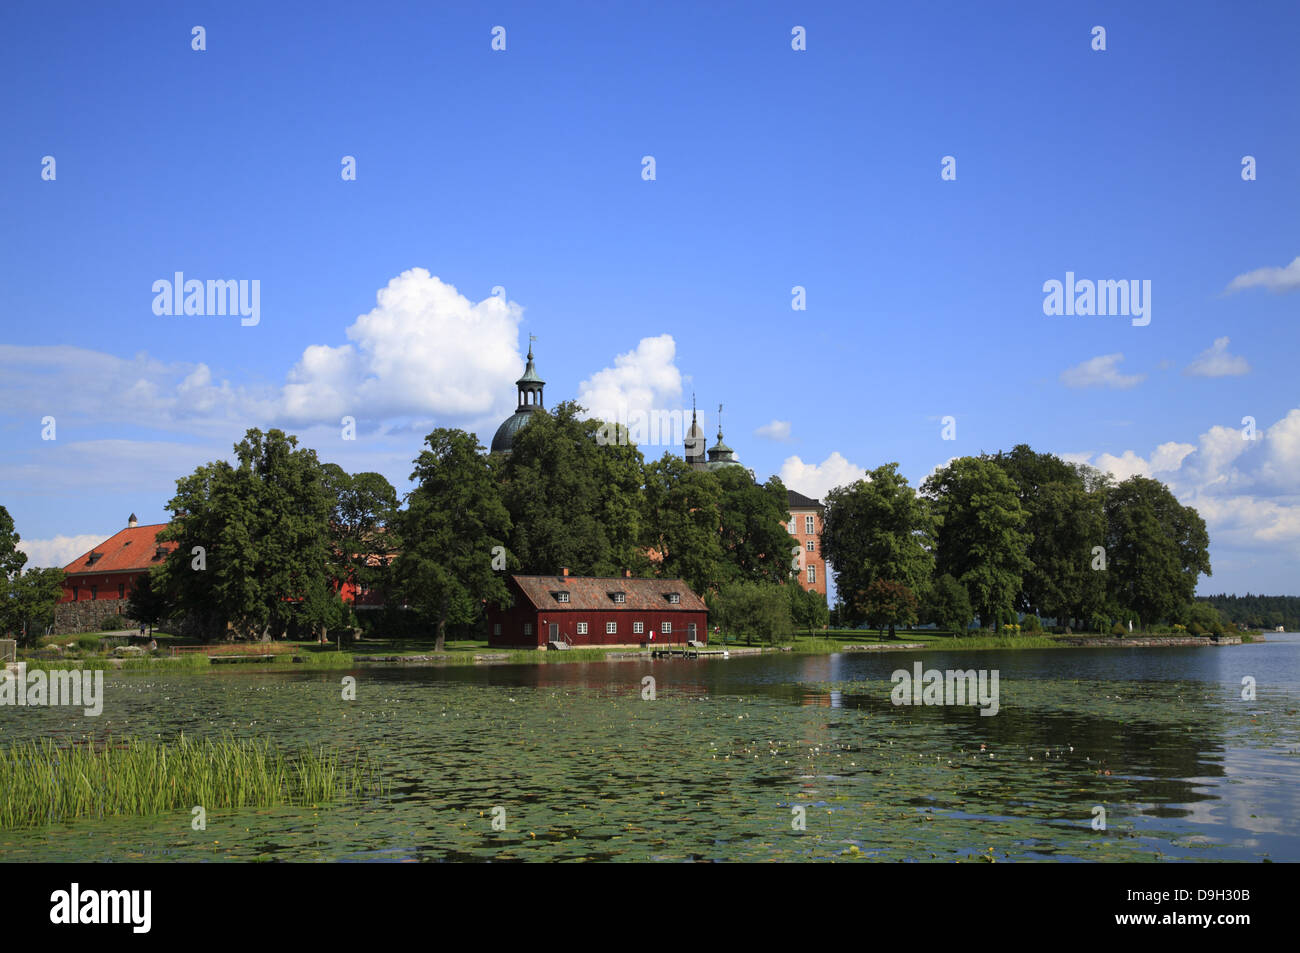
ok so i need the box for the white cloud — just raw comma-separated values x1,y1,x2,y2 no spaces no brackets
281,269,525,425
1060,353,1145,389
1185,337,1250,377
577,334,683,422
0,345,272,435
754,419,792,441
17,533,107,570
780,452,868,500
1225,256,1300,295
1073,408,1300,551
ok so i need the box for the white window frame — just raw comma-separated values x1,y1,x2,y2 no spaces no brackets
787,518,796,533
612,592,626,604
806,566,816,584
577,622,588,635
662,622,672,634
555,591,570,603
805,515,815,534
606,621,618,634
668,593,680,604
633,622,644,634
806,539,815,552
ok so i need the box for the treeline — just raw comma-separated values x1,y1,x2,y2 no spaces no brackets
0,507,66,643
126,401,824,646
1199,594,1300,632
821,445,1214,635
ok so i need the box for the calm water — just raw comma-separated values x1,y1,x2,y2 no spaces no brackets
2,636,1298,862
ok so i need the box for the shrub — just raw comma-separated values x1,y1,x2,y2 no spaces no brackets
75,634,101,652
1021,614,1043,632
1090,613,1110,634
1110,622,1126,637
100,615,128,632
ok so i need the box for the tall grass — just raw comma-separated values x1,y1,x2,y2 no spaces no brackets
0,734,384,830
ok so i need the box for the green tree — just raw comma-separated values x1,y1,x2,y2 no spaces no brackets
923,457,1031,630
788,583,829,634
715,468,793,585
499,401,646,576
642,454,725,594
821,463,934,615
393,429,513,652
927,573,973,636
4,567,65,645
0,505,26,581
855,578,919,639
320,465,399,604
125,565,172,635
158,429,333,640
708,580,793,645
1103,476,1211,624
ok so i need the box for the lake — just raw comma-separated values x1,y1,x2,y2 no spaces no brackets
2,635,1297,862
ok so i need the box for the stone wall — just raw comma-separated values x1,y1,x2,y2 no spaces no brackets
53,598,133,634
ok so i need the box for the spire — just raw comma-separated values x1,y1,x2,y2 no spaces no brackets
717,402,724,440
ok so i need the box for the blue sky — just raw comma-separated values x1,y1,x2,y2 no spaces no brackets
2,1,1298,595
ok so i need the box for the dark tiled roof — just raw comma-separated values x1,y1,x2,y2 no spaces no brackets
61,524,176,576
511,574,707,612
786,489,822,509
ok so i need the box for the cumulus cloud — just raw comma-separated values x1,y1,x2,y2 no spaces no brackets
780,452,868,500
281,269,525,424
576,334,683,423
1185,337,1250,377
1224,256,1300,295
754,419,792,441
1073,409,1300,550
1060,353,1145,389
17,533,108,570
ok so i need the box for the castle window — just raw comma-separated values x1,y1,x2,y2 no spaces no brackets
91,586,98,601
807,566,816,584
118,583,125,599
806,539,815,552
805,515,815,534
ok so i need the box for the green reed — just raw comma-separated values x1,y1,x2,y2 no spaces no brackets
0,734,385,830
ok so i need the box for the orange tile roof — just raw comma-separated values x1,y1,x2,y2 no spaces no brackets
61,523,177,576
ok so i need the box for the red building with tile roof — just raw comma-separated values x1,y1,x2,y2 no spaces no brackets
54,515,177,632
488,571,708,649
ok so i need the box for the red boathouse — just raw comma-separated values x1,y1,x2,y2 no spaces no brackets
488,571,708,649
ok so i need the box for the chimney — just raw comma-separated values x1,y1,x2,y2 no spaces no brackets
561,567,569,577
128,513,138,528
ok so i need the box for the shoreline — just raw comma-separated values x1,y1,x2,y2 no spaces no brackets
11,632,1265,674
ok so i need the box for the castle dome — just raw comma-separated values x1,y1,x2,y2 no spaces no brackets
490,340,545,454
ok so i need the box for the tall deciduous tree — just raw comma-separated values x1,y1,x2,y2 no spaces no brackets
990,446,1107,627
642,454,725,594
393,429,512,652
821,463,934,613
923,457,1031,630
499,401,646,576
320,465,398,603
715,468,792,585
159,429,333,640
4,567,64,645
1103,476,1211,625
